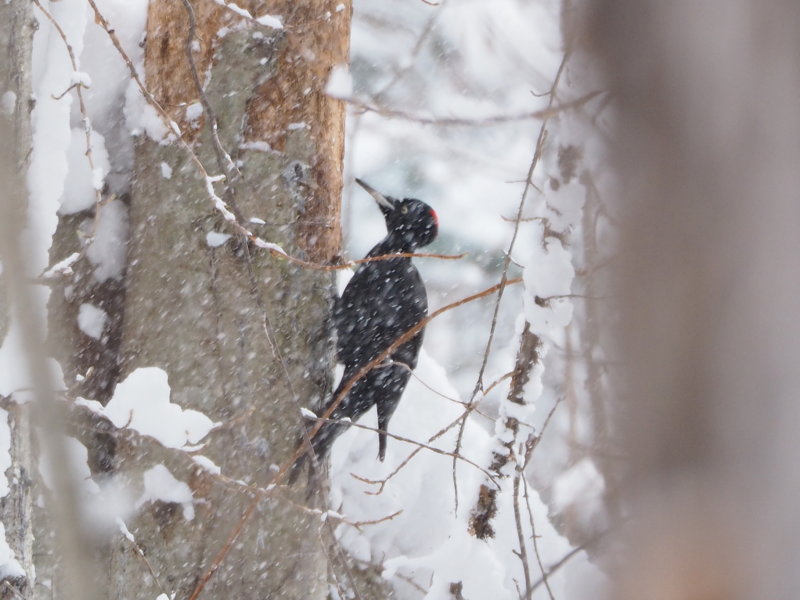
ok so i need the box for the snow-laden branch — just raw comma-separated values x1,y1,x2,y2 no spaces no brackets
212,0,282,29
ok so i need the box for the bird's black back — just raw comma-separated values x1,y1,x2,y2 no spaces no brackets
334,253,427,371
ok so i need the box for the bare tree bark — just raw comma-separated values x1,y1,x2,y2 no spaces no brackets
591,2,800,598
105,2,350,598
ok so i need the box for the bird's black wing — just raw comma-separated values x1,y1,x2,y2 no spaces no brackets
334,257,427,369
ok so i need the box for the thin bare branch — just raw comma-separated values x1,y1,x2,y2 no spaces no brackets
273,250,467,272
343,91,602,127
306,415,500,486
186,495,259,600
512,474,534,599
523,477,555,600
120,531,169,598
179,0,238,178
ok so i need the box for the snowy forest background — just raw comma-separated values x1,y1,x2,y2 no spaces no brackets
2,0,800,599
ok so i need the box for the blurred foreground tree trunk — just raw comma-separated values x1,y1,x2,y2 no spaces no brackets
0,1,37,597
590,2,800,598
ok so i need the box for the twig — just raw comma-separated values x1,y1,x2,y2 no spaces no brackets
308,415,500,487
344,91,602,128
351,510,403,528
391,360,495,420
2,581,25,600
480,370,515,398
528,547,582,595
520,398,563,599
527,524,616,596
274,250,467,272
523,477,554,600
317,523,353,600
371,0,448,98
268,487,401,530
121,529,170,598
351,404,485,496
512,474,534,599
179,0,238,178
186,495,259,600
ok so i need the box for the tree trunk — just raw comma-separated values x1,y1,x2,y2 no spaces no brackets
591,1,800,598
106,2,349,598
0,2,38,597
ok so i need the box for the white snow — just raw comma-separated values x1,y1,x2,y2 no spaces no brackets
523,236,575,337
0,522,24,580
206,231,232,248
80,0,147,130
125,86,170,141
325,64,352,98
185,101,203,123
60,127,110,214
160,161,173,180
240,141,272,153
77,303,108,340
70,70,92,88
191,455,221,475
300,407,317,419
116,517,135,543
252,238,286,255
44,252,81,279
86,197,129,282
552,458,607,534
0,410,11,498
212,0,281,27
214,0,252,19
28,0,89,274
80,367,217,449
140,464,195,521
255,14,283,29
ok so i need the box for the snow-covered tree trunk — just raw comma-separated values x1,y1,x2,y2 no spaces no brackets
100,2,349,598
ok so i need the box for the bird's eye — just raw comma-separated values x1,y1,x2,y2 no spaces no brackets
400,206,409,214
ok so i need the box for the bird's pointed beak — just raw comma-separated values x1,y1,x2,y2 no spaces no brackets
355,178,395,211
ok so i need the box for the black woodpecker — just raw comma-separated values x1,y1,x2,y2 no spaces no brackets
291,178,438,482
